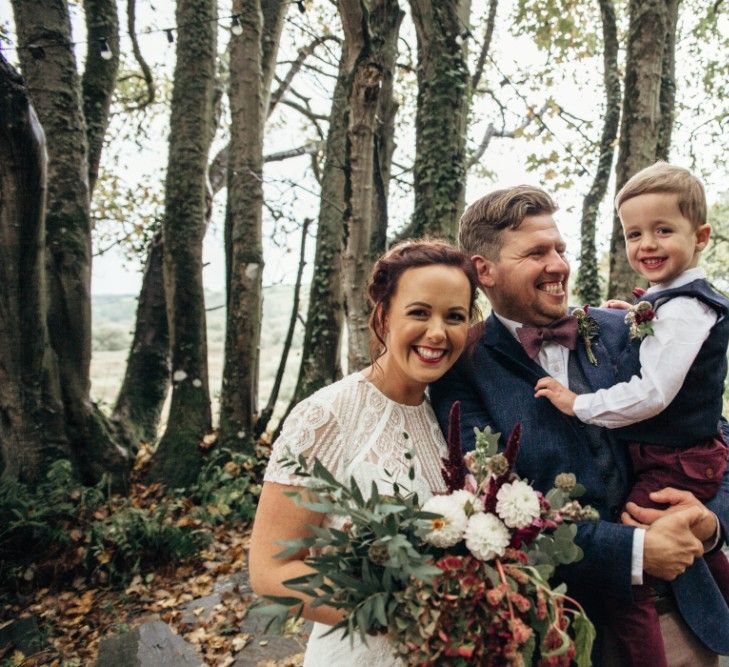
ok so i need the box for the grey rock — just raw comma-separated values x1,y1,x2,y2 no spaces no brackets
214,571,251,595
95,620,202,667
232,612,311,666
178,592,222,627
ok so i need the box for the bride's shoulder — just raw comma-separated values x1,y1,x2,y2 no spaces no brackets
285,372,365,425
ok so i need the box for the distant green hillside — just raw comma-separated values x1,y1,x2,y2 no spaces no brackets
91,285,309,419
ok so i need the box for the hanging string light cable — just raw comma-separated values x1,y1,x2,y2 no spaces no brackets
0,12,246,60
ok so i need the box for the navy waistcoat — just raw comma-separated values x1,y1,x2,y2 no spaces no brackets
616,279,729,446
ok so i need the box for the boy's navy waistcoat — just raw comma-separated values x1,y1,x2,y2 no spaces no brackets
616,278,729,446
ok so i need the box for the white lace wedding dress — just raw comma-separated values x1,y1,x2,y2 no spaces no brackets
264,372,449,667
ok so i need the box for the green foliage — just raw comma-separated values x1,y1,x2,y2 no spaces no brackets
86,503,210,586
0,461,105,585
0,444,268,597
185,448,261,524
513,0,603,60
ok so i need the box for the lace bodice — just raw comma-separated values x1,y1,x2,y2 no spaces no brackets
263,372,449,666
265,372,448,499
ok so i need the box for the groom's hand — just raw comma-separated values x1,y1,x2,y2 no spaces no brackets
623,487,719,544
641,507,707,580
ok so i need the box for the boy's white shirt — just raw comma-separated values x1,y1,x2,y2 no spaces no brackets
572,266,716,427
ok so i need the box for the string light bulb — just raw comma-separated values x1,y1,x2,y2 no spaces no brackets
230,15,243,36
297,1,305,13
165,29,174,43
99,37,113,60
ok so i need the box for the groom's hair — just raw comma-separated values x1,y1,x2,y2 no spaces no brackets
615,161,707,228
459,185,557,259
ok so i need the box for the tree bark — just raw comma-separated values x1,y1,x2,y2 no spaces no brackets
340,0,402,372
407,0,471,241
82,0,120,194
216,0,288,448
218,0,266,450
608,0,675,300
656,0,679,161
282,48,350,421
112,229,169,445
371,2,404,258
147,0,218,487
254,218,311,438
11,0,131,485
0,55,69,483
575,0,620,306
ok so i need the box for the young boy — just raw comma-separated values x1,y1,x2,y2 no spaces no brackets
534,162,729,666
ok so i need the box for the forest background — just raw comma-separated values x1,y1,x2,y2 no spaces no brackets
2,0,729,663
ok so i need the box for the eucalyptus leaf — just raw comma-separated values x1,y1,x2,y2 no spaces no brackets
573,612,597,666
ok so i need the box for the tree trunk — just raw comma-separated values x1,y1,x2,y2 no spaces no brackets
0,55,69,483
340,0,401,372
147,0,218,487
112,230,169,445
283,52,350,420
81,0,120,195
11,0,131,486
371,2,404,258
656,0,679,161
575,0,620,306
607,0,675,300
116,2,286,449
407,0,471,240
261,0,288,113
218,0,266,450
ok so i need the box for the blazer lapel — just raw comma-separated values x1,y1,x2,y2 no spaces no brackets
481,314,548,383
571,319,616,392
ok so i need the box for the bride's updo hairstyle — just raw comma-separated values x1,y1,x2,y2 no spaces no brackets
367,239,480,360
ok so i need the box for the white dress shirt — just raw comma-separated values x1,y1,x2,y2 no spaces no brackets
573,267,717,428
494,311,647,583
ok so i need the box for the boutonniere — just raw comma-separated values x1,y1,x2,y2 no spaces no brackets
573,305,599,366
625,300,656,340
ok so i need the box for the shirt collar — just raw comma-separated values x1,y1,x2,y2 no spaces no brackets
493,312,525,341
646,266,706,294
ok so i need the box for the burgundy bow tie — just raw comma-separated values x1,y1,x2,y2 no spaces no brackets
516,316,579,360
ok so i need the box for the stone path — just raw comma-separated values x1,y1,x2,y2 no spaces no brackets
4,569,726,665
95,571,311,667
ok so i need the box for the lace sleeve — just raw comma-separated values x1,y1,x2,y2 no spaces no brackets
264,394,346,487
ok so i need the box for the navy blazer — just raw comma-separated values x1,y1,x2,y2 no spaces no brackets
430,308,729,657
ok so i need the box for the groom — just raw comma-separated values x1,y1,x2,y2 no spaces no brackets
430,185,729,664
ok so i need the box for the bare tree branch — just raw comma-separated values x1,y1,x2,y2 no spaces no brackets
470,0,498,92
264,141,324,162
254,217,312,437
126,0,155,109
280,97,330,121
269,34,339,114
467,102,548,169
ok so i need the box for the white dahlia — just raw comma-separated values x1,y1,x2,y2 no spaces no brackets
420,495,468,547
464,512,510,561
495,479,541,528
449,489,485,515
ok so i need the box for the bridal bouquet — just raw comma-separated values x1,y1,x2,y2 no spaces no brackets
256,404,597,666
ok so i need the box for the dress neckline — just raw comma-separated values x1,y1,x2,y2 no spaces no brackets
353,371,428,410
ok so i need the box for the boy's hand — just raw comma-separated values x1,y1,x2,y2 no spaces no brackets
534,377,577,416
601,299,632,310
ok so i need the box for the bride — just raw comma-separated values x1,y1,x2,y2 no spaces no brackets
248,240,480,666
